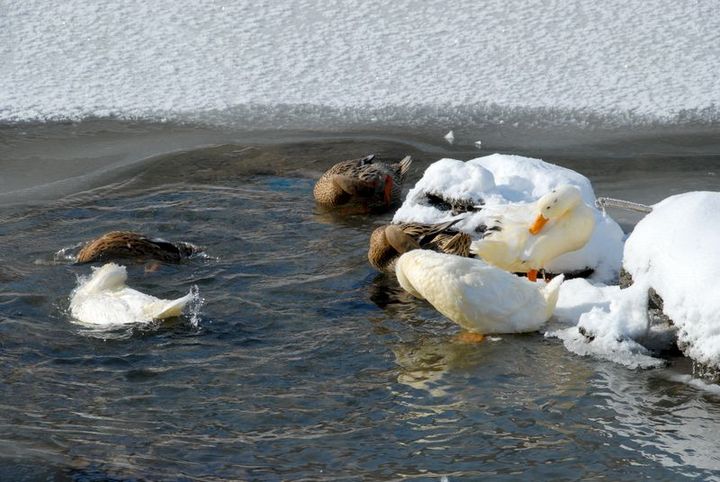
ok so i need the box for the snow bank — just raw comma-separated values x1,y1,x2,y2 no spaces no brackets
548,192,720,371
2,0,719,126
393,154,625,281
623,192,720,368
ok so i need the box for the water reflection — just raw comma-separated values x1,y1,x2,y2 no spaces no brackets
367,272,415,309
592,364,720,474
392,334,493,397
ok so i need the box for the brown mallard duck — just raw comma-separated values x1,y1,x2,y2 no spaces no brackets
75,231,201,264
313,154,412,212
368,220,471,273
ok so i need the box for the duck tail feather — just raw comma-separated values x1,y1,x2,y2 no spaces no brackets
359,154,376,165
150,291,194,319
398,155,413,178
541,274,565,317
434,217,464,231
416,218,464,244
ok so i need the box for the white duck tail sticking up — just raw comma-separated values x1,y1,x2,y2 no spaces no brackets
395,250,563,334
70,263,194,326
470,184,595,281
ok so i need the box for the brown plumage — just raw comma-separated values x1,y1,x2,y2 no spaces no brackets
75,231,201,264
368,220,472,273
313,154,413,213
425,193,482,215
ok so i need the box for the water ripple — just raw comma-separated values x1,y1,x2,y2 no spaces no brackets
2,132,720,480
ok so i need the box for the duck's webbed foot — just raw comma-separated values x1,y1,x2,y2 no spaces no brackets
455,331,486,344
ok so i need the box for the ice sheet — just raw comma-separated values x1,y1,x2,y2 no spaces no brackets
2,0,719,126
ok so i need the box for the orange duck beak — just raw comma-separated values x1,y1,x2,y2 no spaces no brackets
529,214,548,235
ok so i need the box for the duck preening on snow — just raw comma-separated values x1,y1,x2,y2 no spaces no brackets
471,185,595,281
313,154,412,213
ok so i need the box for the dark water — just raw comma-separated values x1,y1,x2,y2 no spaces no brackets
2,121,720,481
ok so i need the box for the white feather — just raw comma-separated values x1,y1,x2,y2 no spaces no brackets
70,263,193,326
470,185,595,273
396,250,563,334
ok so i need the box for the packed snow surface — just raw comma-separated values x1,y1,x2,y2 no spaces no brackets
392,154,625,281
2,0,719,126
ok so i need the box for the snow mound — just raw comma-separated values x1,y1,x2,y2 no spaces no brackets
623,192,720,368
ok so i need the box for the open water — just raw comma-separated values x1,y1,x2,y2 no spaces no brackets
2,121,720,480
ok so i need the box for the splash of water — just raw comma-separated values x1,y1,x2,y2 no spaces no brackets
186,284,204,329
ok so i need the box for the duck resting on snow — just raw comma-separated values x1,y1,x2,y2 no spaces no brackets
76,231,201,264
70,263,194,326
368,220,472,273
395,250,564,338
313,154,412,213
471,185,595,281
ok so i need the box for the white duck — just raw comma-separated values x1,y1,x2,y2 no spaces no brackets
470,184,595,281
70,263,194,326
395,250,564,335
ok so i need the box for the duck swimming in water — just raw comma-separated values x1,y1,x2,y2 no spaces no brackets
395,250,564,336
471,185,595,281
75,231,201,264
368,220,471,273
70,263,194,326
313,154,412,213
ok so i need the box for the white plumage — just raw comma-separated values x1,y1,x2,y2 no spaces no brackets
470,184,595,279
395,250,564,334
70,263,193,326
